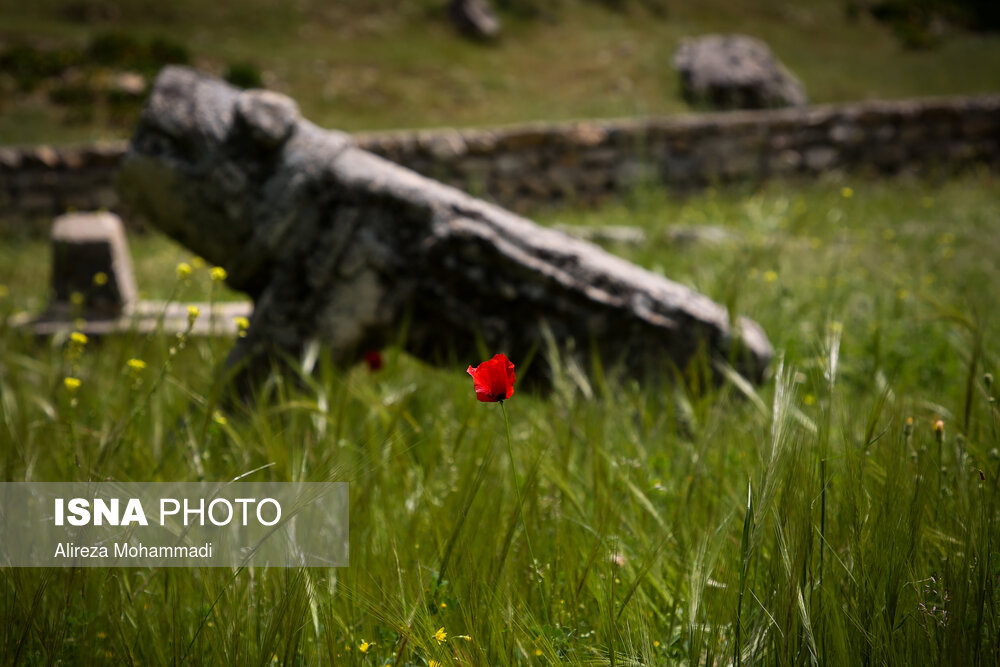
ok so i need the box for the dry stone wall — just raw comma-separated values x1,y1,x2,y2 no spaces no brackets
0,142,126,226
1,93,998,224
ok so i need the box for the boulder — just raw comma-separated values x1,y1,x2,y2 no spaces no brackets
673,34,807,110
118,67,773,390
448,0,501,40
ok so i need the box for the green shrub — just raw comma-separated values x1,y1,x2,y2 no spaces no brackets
86,31,189,72
223,62,263,89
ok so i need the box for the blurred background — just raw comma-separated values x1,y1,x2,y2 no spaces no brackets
1,0,998,144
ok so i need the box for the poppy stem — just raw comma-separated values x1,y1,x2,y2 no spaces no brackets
500,401,539,584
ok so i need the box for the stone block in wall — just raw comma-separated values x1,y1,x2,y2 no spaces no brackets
376,134,418,161
82,142,128,167
94,186,120,210
898,122,927,144
463,130,498,155
455,156,494,187
495,152,539,175
772,149,802,174
768,132,796,151
517,174,552,197
546,165,579,196
419,130,467,160
581,147,621,168
615,159,656,189
803,146,838,172
27,146,61,169
960,111,997,138
606,121,649,147
60,150,85,170
17,191,59,215
799,108,835,131
662,152,700,184
0,149,25,170
947,141,981,162
60,194,90,212
869,143,908,170
871,125,896,143
555,150,581,168
490,177,519,201
721,151,761,179
565,123,607,148
496,127,552,151
829,123,865,145
582,166,615,191
919,103,962,124
355,134,388,155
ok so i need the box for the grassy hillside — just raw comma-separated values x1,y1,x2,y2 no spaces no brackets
1,0,1000,144
1,173,998,663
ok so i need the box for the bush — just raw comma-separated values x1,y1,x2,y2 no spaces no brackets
223,62,264,89
87,31,189,73
868,0,1000,49
0,44,81,91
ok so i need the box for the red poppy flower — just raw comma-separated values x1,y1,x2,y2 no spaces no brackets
363,349,383,372
466,353,515,403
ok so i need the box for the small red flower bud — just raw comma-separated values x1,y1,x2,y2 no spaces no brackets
364,349,383,372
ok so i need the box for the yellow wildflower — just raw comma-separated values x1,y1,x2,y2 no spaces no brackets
64,377,81,392
210,266,228,282
70,331,88,346
359,640,373,654
70,291,85,306
191,256,206,269
841,186,853,199
429,661,441,667
763,270,778,283
187,305,200,325
433,627,447,644
234,316,250,338
93,272,109,286
176,262,193,280
212,411,228,426
127,358,146,371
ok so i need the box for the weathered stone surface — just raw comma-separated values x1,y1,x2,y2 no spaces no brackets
118,67,773,388
673,34,807,110
448,0,501,40
46,211,137,319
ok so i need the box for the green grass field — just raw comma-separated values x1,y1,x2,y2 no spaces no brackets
2,0,1000,144
1,171,999,664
